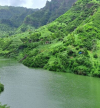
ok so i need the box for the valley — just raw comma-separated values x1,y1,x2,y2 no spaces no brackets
0,0,100,107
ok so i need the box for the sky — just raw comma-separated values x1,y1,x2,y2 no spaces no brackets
0,0,51,9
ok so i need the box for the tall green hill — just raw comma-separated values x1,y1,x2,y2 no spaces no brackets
1,0,100,77
21,0,77,29
0,6,38,37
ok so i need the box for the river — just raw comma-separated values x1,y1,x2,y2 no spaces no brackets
0,58,100,108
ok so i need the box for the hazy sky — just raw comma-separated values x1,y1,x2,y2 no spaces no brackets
0,0,51,9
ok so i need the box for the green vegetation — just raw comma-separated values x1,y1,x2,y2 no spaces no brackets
22,0,77,29
2,0,100,107
0,83,4,93
1,0,100,78
0,84,9,108
0,0,76,36
0,6,38,37
0,103,10,108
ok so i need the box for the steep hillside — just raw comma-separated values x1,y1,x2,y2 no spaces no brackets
0,6,38,37
1,0,100,77
20,0,77,29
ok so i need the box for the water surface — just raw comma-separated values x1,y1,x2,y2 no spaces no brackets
0,59,100,108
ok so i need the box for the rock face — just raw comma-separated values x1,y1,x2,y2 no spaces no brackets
23,0,77,28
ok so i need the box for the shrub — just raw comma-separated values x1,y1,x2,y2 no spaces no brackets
93,53,98,58
0,83,4,93
73,65,89,75
0,103,10,108
33,56,49,67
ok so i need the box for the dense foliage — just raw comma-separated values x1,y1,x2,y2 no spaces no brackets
1,0,100,78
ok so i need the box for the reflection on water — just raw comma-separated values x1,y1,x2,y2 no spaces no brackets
0,58,100,108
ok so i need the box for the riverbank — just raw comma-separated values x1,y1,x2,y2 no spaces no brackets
0,59,100,108
0,56,99,78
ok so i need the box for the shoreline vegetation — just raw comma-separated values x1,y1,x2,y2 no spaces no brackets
0,0,100,78
0,83,10,108
1,0,100,108
0,83,4,93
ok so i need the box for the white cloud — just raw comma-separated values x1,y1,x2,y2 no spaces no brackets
0,0,51,9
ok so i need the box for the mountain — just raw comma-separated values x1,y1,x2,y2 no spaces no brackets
0,6,38,37
0,0,77,37
20,0,77,29
1,0,100,77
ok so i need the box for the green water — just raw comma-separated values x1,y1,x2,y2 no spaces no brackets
0,58,100,108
